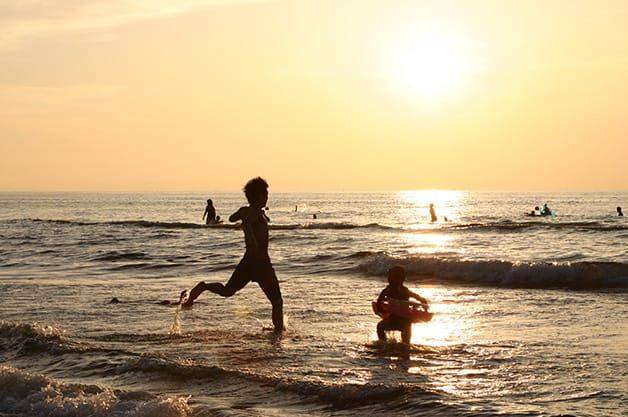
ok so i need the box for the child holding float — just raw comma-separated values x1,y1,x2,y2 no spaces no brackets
373,266,431,344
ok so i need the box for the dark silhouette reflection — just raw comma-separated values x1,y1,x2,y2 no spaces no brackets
374,266,429,344
182,177,284,331
618,206,624,217
429,203,437,222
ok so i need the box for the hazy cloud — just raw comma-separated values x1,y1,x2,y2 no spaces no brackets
0,0,262,49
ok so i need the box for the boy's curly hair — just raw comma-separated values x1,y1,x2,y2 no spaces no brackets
243,177,269,204
387,265,406,285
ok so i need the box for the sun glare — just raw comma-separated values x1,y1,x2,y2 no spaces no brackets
401,38,464,96
389,29,472,100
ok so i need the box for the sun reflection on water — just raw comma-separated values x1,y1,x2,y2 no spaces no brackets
399,189,466,224
401,232,452,254
401,287,484,390
397,190,466,256
407,287,477,346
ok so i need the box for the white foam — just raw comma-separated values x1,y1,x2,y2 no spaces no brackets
0,365,192,417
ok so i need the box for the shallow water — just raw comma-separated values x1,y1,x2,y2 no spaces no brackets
0,192,626,416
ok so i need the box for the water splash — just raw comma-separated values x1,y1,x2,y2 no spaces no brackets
169,290,189,335
253,314,289,332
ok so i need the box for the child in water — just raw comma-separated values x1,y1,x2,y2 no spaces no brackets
375,266,428,344
181,177,284,331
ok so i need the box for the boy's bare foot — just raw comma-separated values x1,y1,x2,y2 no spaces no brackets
179,282,206,307
179,290,192,306
273,325,286,333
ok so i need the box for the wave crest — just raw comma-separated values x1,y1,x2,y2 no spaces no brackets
449,220,628,233
356,254,628,290
0,321,66,355
19,218,392,231
0,365,191,417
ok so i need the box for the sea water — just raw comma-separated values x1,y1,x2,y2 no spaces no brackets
0,191,626,416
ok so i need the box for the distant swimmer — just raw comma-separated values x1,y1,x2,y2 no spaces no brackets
540,203,553,216
312,213,317,219
527,206,541,217
109,296,178,306
181,177,284,331
429,203,437,222
618,206,624,217
202,199,217,224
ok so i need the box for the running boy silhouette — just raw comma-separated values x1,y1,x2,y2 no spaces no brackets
375,266,428,344
181,177,284,331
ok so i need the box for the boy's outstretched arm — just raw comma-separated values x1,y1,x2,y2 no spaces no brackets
409,290,428,305
229,207,245,223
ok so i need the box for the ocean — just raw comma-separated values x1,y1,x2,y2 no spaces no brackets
0,191,626,417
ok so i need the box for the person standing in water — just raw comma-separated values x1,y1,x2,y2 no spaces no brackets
202,199,217,224
429,203,437,222
618,206,624,217
182,177,284,331
374,266,429,344
541,203,553,216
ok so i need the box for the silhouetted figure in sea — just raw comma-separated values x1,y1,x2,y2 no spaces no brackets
181,177,284,331
203,199,218,224
541,203,553,216
374,266,428,344
528,206,540,216
618,206,624,217
312,213,317,219
429,203,437,222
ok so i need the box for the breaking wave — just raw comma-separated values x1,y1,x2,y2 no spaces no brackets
0,321,67,356
0,365,191,417
356,253,628,290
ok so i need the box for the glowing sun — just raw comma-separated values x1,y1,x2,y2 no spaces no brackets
395,34,469,98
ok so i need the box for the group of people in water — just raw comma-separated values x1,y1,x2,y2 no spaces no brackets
527,203,555,217
189,181,623,342
184,177,428,342
527,203,623,217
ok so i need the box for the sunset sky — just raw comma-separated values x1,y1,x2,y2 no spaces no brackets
1,0,626,192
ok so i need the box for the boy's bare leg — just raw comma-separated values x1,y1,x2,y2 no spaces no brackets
259,275,284,331
401,327,412,344
271,298,284,331
205,282,238,297
377,319,411,343
377,320,388,341
182,265,250,306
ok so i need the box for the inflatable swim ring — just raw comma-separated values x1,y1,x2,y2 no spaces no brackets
372,299,433,323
